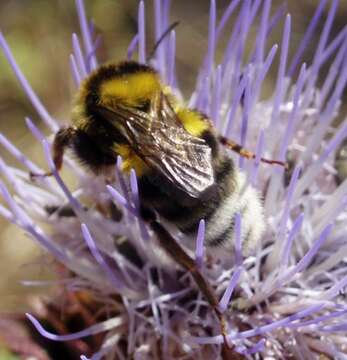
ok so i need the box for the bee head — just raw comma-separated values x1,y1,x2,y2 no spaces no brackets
71,61,161,177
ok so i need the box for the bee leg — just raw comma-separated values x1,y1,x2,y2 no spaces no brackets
218,135,288,169
30,127,75,180
141,207,232,350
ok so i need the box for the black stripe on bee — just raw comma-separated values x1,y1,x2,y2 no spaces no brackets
200,129,220,158
71,129,118,172
207,219,235,247
138,155,235,238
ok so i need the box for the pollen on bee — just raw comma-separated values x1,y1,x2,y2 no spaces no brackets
113,144,148,176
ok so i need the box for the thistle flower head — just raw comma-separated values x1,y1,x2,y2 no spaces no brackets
1,0,347,358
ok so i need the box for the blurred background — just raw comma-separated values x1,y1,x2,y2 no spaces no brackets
0,0,346,341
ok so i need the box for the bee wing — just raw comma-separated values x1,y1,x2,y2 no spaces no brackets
141,93,215,198
94,93,214,198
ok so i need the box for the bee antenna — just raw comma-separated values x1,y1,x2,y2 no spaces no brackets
147,21,179,62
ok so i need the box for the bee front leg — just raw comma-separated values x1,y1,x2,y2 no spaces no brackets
30,127,75,180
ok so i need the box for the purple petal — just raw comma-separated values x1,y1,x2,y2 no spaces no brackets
320,323,347,332
26,313,124,341
280,212,304,268
216,0,241,41
233,304,325,340
218,266,242,313
251,44,278,107
206,0,216,77
41,140,84,213
270,14,291,127
303,0,339,96
291,307,347,329
130,169,150,241
238,73,250,169
279,63,307,161
0,133,41,174
106,184,136,217
72,33,88,78
81,224,125,291
138,1,146,63
195,219,205,268
319,32,347,106
284,224,332,279
130,169,140,211
288,0,327,76
190,305,325,345
70,54,82,86
0,180,66,261
236,338,265,355
211,65,222,128
319,26,347,68
222,73,247,137
323,275,347,301
127,34,139,60
167,30,176,87
279,165,301,237
154,0,165,76
254,0,271,65
75,0,98,71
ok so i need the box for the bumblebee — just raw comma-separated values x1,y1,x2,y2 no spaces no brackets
42,61,272,255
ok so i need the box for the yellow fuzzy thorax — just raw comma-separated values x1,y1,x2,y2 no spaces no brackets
99,72,161,107
176,108,209,136
97,72,209,136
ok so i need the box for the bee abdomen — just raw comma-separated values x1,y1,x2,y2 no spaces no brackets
138,156,234,231
139,157,264,256
204,171,265,256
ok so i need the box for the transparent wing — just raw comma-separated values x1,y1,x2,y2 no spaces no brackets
93,93,214,198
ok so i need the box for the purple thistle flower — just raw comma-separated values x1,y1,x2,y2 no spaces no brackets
1,0,347,358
